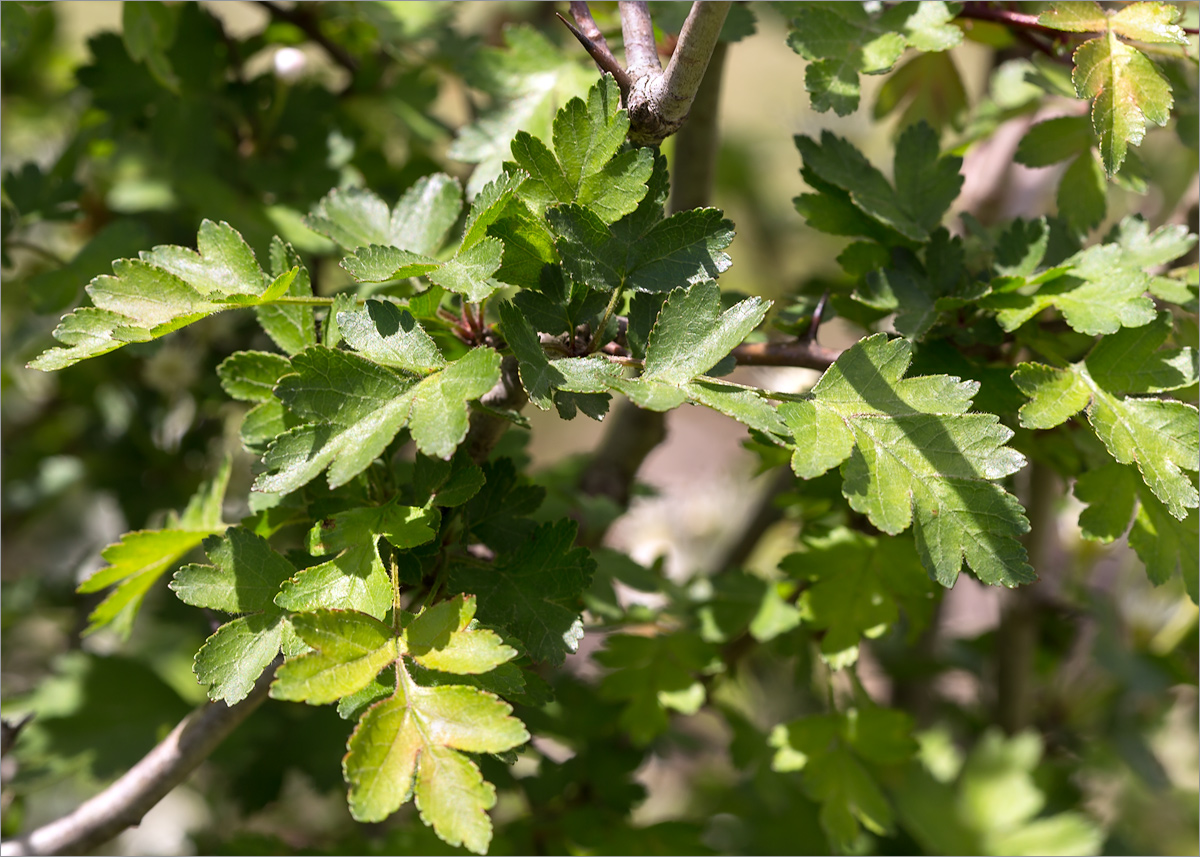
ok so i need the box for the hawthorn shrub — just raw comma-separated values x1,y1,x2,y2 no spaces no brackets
1,2,1197,855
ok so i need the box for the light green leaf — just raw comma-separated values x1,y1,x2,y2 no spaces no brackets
781,334,1032,587
341,245,442,284
402,595,518,675
510,75,653,223
305,175,462,254
76,459,231,638
1038,1,1109,33
461,170,527,252
1073,32,1173,175
271,610,399,705
988,242,1156,334
1014,313,1199,518
337,300,446,375
643,281,770,385
447,519,593,664
172,527,295,614
344,670,528,851
427,237,505,302
193,613,289,705
29,220,288,371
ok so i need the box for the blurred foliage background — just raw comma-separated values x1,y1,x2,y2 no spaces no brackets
1,2,1197,855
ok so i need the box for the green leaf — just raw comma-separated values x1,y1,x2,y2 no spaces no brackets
76,459,231,638
643,281,770,385
275,503,439,619
781,335,1032,587
217,351,293,402
987,241,1156,334
172,527,295,613
461,170,527,252
872,51,968,135
402,595,518,674
549,203,735,293
795,126,962,243
408,347,503,459
1075,463,1199,600
1073,32,1173,175
1014,116,1093,167
595,631,719,745
498,301,622,410
271,610,399,705
1014,313,1199,519
781,529,936,669
769,707,916,850
1057,153,1107,235
256,237,317,356
257,344,499,492
343,238,507,302
122,1,179,92
337,300,446,375
29,220,280,371
256,347,419,493
786,2,960,115
343,667,528,851
509,75,653,223
305,175,462,254
446,519,593,664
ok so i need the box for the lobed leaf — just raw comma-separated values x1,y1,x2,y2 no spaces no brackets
1014,313,1199,519
781,335,1032,587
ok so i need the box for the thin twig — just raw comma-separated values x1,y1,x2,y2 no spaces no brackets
0,661,279,856
559,5,631,96
730,339,842,371
255,1,358,75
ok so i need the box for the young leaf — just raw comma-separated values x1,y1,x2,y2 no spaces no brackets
446,519,593,664
509,74,653,223
76,458,231,638
29,220,283,371
403,595,518,674
170,528,298,703
271,610,400,705
305,175,462,254
643,281,770,385
275,503,439,619
780,334,1032,588
1013,312,1199,519
343,666,528,852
